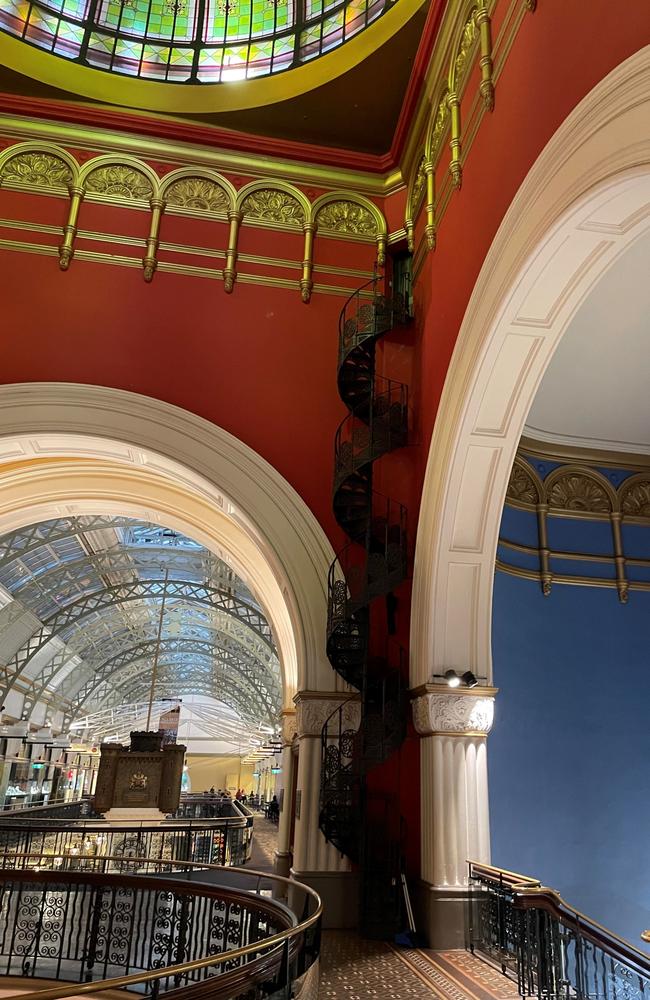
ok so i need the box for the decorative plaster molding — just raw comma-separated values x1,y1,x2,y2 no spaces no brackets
412,691,495,737
281,710,297,745
0,383,339,704
410,45,650,688
294,693,361,738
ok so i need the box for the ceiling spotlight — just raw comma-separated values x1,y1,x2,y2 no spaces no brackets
444,669,461,688
462,671,478,688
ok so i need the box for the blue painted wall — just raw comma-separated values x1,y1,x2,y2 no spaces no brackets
490,569,650,948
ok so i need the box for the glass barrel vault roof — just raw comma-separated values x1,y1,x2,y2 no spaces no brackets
0,0,395,82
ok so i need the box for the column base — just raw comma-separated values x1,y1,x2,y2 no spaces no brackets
413,881,472,949
274,850,292,879
290,867,359,929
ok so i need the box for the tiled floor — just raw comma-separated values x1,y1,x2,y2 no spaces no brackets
318,936,521,1000
248,816,519,1000
248,814,278,873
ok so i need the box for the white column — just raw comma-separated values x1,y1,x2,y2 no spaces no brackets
275,710,296,879
413,686,496,946
290,692,360,928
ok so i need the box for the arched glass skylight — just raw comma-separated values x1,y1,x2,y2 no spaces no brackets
0,0,393,82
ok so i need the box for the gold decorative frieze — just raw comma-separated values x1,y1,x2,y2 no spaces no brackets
315,200,378,237
165,176,229,214
412,157,427,213
0,140,388,296
453,6,479,87
241,188,305,227
84,164,153,201
506,460,540,506
547,473,612,515
0,151,72,190
501,448,650,604
620,478,650,517
429,92,450,162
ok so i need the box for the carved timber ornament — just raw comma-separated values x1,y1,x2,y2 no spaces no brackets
241,188,305,227
165,177,229,214
412,692,495,737
0,151,73,190
315,200,378,237
85,164,153,201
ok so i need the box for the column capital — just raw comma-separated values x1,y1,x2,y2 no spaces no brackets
280,709,297,746
411,685,497,737
293,690,361,738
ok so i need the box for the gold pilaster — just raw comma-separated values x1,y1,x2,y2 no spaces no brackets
143,196,164,283
536,502,552,596
610,512,628,604
448,91,463,189
424,160,436,251
224,210,242,293
300,222,315,303
477,3,495,111
59,185,83,271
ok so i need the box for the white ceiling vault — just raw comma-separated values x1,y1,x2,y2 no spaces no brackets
0,515,282,754
524,229,650,455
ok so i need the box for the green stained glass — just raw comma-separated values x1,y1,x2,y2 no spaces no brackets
0,0,393,83
0,0,30,32
204,0,292,45
99,0,196,41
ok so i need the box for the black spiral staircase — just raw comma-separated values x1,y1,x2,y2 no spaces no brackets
319,277,410,937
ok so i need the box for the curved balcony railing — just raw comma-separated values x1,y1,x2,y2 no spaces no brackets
468,860,650,1000
0,856,321,1000
0,813,254,870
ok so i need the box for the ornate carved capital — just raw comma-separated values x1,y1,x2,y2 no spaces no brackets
412,690,495,737
294,693,360,738
281,710,297,745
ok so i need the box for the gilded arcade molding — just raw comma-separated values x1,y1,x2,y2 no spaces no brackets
500,449,650,602
405,0,535,270
0,144,387,300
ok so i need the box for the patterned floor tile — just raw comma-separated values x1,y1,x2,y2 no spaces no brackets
319,931,438,998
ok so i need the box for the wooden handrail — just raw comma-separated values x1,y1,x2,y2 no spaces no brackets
0,855,322,1000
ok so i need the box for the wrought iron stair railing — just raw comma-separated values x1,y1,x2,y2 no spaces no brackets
468,860,650,1000
319,274,410,936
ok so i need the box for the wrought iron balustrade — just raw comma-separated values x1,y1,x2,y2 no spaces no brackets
468,860,650,1000
0,856,321,1000
0,814,253,871
333,376,409,495
320,269,411,936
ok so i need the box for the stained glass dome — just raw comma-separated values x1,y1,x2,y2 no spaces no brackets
0,0,394,83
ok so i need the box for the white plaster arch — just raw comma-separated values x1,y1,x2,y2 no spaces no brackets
0,383,342,708
411,44,650,688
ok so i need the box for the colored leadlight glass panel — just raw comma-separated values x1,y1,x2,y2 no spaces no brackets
0,0,398,82
97,0,197,43
203,0,292,46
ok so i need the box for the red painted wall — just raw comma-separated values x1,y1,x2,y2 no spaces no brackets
412,0,650,486
0,0,647,880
